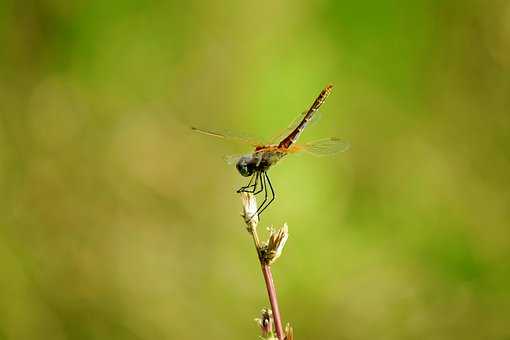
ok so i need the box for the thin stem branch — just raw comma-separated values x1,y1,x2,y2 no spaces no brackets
241,193,288,340
250,230,284,339
251,230,261,250
261,264,284,340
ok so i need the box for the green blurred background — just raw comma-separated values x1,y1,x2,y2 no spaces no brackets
1,1,510,339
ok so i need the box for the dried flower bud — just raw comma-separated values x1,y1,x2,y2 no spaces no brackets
240,192,259,231
284,323,294,340
255,308,273,337
261,224,289,265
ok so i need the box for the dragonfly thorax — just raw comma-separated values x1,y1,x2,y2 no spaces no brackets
236,152,281,177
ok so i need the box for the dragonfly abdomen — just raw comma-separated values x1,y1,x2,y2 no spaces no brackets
278,84,333,149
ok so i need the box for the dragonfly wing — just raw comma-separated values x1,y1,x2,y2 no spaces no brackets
298,137,350,156
191,126,261,146
223,153,244,165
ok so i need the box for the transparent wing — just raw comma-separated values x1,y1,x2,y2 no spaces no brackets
191,126,261,146
297,137,350,156
223,153,244,165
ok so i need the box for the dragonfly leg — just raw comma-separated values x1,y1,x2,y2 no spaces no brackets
256,171,275,218
237,172,258,193
253,171,267,219
246,172,267,223
244,172,267,221
254,172,268,216
252,172,265,196
241,172,256,192
245,172,260,193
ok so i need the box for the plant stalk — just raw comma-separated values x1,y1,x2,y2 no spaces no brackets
242,193,287,340
261,263,284,340
250,231,284,339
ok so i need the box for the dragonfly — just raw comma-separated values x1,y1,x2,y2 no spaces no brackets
192,84,349,218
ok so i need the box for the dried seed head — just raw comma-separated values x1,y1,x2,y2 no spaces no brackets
284,323,294,340
261,224,289,265
255,308,273,337
240,192,259,231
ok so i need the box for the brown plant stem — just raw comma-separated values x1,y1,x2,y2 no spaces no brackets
260,263,284,340
249,230,284,339
242,193,287,340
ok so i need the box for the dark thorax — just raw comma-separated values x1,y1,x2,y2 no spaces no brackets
235,148,286,177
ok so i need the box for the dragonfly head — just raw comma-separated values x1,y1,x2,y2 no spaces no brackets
236,155,256,177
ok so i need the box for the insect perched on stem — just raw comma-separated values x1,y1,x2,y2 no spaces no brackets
192,84,349,218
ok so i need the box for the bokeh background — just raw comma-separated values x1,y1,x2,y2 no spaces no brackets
1,1,510,339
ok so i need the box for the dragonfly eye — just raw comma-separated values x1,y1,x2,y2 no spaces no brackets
236,156,254,177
